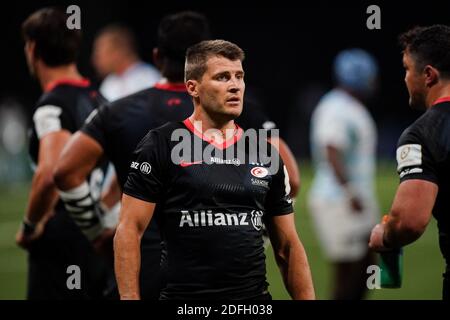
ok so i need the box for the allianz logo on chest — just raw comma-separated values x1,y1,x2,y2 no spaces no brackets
179,210,264,231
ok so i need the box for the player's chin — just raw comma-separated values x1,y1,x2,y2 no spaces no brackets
223,102,243,117
409,94,426,110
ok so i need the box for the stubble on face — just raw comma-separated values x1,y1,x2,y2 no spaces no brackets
24,42,36,77
403,51,426,110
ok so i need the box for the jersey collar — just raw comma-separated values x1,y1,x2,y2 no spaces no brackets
45,78,91,93
154,82,187,92
432,96,450,106
183,118,243,150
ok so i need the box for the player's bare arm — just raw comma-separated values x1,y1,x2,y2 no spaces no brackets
101,174,122,208
16,130,71,248
114,194,155,300
268,137,300,197
266,213,315,300
326,144,363,212
54,131,114,242
369,179,437,250
54,131,104,190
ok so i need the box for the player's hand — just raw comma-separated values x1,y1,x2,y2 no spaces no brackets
15,220,45,249
344,185,363,214
350,195,364,213
369,223,389,252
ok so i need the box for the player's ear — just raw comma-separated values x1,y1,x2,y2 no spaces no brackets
153,48,162,70
186,79,199,98
25,41,35,58
424,65,439,87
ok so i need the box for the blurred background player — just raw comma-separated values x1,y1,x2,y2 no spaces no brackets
16,7,113,299
91,24,162,205
369,25,450,300
308,49,379,299
92,24,161,101
54,11,212,299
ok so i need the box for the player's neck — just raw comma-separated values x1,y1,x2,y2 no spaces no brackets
38,63,83,91
427,82,450,108
189,110,237,143
115,55,139,75
158,77,184,85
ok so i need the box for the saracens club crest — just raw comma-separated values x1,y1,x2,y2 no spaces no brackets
250,167,269,178
250,210,264,231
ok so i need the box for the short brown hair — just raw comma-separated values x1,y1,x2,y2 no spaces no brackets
185,40,245,81
22,7,82,66
399,25,450,78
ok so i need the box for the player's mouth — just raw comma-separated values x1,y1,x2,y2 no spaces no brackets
225,96,241,106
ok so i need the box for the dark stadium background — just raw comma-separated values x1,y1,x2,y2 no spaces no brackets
0,0,449,299
2,0,449,158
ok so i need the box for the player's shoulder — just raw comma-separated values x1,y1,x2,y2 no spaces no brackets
36,84,98,110
398,107,446,147
319,88,346,104
139,121,184,146
33,89,76,122
314,89,346,118
107,87,158,111
320,89,360,110
154,121,185,137
35,88,68,110
398,112,425,144
133,62,160,77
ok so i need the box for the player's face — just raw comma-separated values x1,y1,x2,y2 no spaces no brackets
196,56,245,121
403,51,427,110
92,34,116,77
24,41,36,76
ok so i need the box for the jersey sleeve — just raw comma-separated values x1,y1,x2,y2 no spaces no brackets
81,103,110,151
123,130,168,203
265,152,294,216
32,100,73,139
396,127,439,184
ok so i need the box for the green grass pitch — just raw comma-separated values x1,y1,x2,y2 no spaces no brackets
0,161,443,299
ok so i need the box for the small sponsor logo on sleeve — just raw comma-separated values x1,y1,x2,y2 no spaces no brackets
396,144,422,171
130,161,139,169
399,167,423,179
140,162,152,174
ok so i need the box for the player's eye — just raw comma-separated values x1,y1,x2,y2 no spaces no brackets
216,74,229,81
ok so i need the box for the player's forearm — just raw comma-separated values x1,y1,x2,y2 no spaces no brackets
54,164,90,191
54,131,104,190
114,222,142,300
384,214,425,248
276,239,315,300
26,168,59,224
268,137,300,197
101,175,122,209
326,145,349,186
